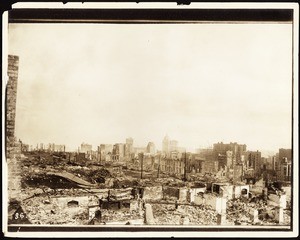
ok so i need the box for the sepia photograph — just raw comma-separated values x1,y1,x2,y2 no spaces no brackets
2,2,298,238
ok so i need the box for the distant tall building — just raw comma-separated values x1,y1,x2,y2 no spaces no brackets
269,155,277,171
278,148,292,163
169,140,178,152
54,144,66,152
213,142,247,166
162,135,169,154
244,150,262,177
80,143,92,153
48,143,65,152
162,135,181,156
125,137,134,158
126,137,133,145
134,147,147,154
146,142,156,155
177,147,186,153
197,148,214,161
278,148,292,182
274,153,280,171
112,143,125,161
98,144,113,161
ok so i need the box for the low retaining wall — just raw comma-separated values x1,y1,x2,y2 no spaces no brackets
51,195,99,207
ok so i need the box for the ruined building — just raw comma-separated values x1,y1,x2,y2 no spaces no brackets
48,143,66,152
244,150,262,177
277,148,292,182
146,142,156,155
6,55,21,199
98,144,113,161
112,143,125,161
213,142,247,164
125,137,134,159
169,140,178,152
162,135,170,154
162,135,180,157
80,143,92,153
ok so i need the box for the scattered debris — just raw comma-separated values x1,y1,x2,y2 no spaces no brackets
12,151,291,226
152,203,218,225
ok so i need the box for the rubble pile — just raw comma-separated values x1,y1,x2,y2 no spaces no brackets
112,177,139,189
152,204,181,224
226,197,290,225
182,205,218,225
152,204,218,225
226,198,266,225
21,152,68,169
259,207,291,225
21,156,119,189
22,173,80,189
14,151,292,226
22,195,89,225
101,209,142,223
16,187,104,225
21,152,118,187
143,177,186,190
69,167,112,184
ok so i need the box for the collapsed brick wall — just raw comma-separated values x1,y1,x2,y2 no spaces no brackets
6,55,19,155
6,55,21,199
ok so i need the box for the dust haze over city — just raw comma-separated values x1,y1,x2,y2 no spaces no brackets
8,23,292,154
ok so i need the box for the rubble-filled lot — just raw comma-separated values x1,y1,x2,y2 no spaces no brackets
226,197,290,226
22,195,89,225
12,152,291,226
21,153,114,187
101,209,143,223
152,203,218,225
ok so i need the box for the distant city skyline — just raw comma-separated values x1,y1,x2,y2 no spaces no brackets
8,23,292,154
25,136,286,157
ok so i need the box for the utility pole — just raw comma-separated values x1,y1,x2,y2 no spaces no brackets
157,154,161,178
183,151,187,182
241,163,244,182
140,153,144,179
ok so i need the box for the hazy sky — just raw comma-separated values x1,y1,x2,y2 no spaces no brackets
7,23,292,153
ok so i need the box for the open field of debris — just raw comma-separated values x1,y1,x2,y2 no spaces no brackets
7,151,292,227
152,203,218,225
